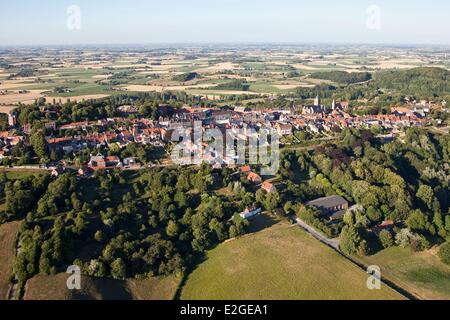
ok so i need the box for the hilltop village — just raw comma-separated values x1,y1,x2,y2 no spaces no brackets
0,95,440,173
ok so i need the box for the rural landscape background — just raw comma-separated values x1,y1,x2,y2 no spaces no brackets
0,0,449,301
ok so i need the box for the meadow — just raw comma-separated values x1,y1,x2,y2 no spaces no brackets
356,246,450,300
24,273,180,300
0,221,20,300
180,221,404,300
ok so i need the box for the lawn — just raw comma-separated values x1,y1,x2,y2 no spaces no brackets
180,222,404,300
0,221,20,300
24,273,181,300
356,246,450,300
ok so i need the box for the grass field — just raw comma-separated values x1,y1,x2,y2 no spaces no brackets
356,246,450,300
0,169,48,180
0,221,20,300
25,273,180,300
180,222,404,300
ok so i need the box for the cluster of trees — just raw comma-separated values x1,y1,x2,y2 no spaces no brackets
279,127,449,261
172,72,200,82
0,173,50,223
292,67,450,111
372,67,449,98
211,80,251,91
310,71,372,85
7,165,254,284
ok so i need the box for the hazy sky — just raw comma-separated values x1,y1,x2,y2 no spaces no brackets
1,0,449,45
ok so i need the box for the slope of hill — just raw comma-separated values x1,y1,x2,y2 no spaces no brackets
372,67,449,97
356,246,450,300
310,71,372,84
0,221,20,300
180,222,404,300
24,273,180,300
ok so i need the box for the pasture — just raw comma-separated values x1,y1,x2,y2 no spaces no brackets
24,273,180,300
356,246,450,300
180,222,404,300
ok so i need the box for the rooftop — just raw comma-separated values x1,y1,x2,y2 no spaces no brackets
307,195,348,209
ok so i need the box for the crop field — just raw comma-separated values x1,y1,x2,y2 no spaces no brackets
1,46,446,106
180,222,404,300
356,246,450,300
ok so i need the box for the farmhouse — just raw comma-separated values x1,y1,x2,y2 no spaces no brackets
239,207,262,220
307,195,348,221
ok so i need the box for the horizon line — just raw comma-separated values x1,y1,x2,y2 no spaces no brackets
1,41,450,48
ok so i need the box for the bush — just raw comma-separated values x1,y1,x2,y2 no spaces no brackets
438,242,450,266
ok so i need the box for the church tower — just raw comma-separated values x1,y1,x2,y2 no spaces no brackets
314,95,320,106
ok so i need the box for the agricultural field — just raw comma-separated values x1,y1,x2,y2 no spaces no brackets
356,246,450,300
180,221,404,300
0,221,20,300
24,273,180,300
1,45,447,106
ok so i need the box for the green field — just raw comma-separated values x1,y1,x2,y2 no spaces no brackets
0,221,20,300
25,273,180,300
356,246,450,300
0,169,48,180
180,222,404,300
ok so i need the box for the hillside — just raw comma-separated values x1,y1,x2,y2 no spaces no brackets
24,273,180,300
372,67,449,97
0,221,20,300
180,222,404,300
310,71,372,84
356,246,450,300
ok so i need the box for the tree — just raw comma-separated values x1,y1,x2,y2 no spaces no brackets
166,220,179,237
110,258,126,279
379,229,394,248
94,230,105,243
30,131,49,161
366,207,382,223
340,225,362,255
416,184,435,210
438,242,450,266
406,210,429,233
229,225,238,239
209,218,227,241
263,191,280,212
343,211,355,225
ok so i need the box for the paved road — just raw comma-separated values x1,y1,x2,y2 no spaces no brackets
291,216,340,250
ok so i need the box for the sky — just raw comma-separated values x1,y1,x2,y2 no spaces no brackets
0,0,449,46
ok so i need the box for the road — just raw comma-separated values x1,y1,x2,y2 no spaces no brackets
290,215,340,250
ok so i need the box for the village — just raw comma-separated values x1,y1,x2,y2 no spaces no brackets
0,95,440,176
